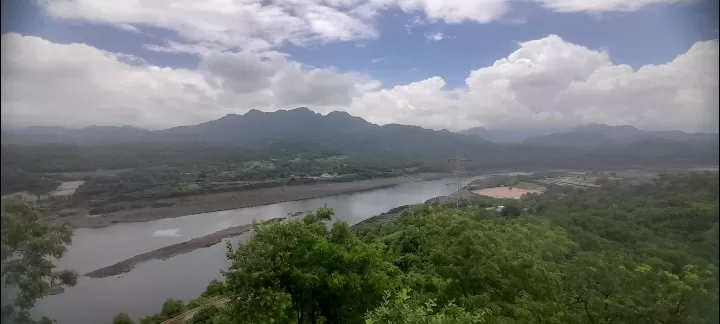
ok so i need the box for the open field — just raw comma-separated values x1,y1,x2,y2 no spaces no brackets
471,187,543,199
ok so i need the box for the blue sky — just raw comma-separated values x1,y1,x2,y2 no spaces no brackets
1,0,718,132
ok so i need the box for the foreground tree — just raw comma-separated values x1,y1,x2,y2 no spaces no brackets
365,289,489,324
223,207,397,324
1,199,78,324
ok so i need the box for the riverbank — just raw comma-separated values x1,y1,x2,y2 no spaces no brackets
53,173,448,228
84,218,284,278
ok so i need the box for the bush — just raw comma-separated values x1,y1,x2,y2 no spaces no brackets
160,298,186,318
192,305,220,324
201,279,225,298
113,312,135,324
500,202,523,218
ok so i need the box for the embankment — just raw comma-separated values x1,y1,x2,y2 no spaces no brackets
55,173,448,228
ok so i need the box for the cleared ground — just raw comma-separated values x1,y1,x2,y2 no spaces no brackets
471,187,543,199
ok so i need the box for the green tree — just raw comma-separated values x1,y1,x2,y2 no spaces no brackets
499,202,522,218
365,289,488,324
564,252,719,323
1,199,78,324
160,298,186,319
201,279,225,298
193,305,220,324
223,207,397,324
113,312,135,324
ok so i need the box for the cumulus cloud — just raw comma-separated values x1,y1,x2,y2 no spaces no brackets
1,33,217,129
0,33,375,129
2,33,717,132
348,35,719,132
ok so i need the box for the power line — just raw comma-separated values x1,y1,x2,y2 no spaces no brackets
448,152,470,209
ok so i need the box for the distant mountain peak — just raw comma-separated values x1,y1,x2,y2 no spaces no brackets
283,107,314,114
326,111,352,117
244,109,264,116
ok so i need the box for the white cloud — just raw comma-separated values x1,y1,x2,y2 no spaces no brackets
35,0,696,55
348,77,462,129
535,0,695,13
116,23,140,33
392,0,510,24
39,0,379,53
404,15,426,34
349,35,719,132
0,33,376,129
424,32,444,41
371,57,385,63
2,33,717,133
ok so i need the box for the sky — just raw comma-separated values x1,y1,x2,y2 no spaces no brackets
1,0,718,133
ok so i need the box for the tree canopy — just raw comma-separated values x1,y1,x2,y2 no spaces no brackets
1,199,78,324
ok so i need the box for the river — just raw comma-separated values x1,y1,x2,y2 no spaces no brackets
34,175,500,324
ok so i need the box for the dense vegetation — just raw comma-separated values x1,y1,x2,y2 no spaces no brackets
1,142,429,212
128,172,718,324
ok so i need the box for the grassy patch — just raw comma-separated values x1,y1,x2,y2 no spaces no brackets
512,182,545,190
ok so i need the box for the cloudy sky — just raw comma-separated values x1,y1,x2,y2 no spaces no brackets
1,0,718,132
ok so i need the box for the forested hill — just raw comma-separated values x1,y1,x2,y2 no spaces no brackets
2,108,718,174
133,172,719,324
523,123,718,150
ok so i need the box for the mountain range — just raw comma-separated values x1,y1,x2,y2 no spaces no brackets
2,107,718,170
457,126,564,143
522,123,717,150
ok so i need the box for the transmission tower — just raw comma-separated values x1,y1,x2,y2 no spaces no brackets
448,152,470,209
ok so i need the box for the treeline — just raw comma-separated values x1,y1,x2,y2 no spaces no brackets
124,172,718,323
1,142,432,197
4,130,718,196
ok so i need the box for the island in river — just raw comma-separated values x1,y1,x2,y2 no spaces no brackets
84,218,285,278
52,173,448,229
